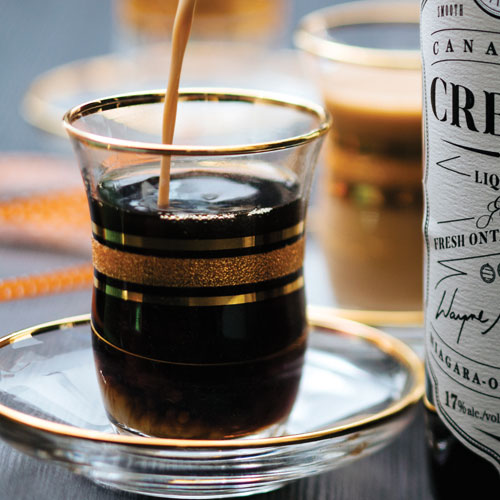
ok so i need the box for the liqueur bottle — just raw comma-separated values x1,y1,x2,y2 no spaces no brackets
421,1,500,496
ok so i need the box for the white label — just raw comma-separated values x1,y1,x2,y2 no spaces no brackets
422,0,500,471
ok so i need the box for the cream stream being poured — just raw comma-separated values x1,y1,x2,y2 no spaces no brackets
158,0,197,209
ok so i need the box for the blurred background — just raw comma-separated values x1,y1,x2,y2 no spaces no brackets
0,0,340,332
0,0,423,343
0,0,332,153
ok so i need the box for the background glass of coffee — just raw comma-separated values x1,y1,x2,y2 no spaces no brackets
113,0,289,49
63,89,329,439
295,1,422,318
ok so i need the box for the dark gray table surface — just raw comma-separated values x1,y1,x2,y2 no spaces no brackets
0,1,432,498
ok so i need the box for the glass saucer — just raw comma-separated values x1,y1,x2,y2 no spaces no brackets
0,306,423,499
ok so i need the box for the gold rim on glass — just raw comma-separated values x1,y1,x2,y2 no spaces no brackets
63,88,331,156
294,1,421,70
0,305,423,450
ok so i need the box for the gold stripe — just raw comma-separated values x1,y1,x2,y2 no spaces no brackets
93,275,304,306
92,221,304,251
90,322,307,366
92,237,304,288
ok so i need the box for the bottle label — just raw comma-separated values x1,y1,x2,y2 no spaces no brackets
422,0,500,472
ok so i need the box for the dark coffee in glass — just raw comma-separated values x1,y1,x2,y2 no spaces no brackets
90,164,307,438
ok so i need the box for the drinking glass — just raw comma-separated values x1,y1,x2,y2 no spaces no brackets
63,89,329,439
296,1,422,319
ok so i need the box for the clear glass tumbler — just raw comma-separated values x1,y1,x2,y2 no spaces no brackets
63,89,329,439
296,1,422,319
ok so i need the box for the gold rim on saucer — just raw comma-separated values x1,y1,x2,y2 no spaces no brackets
0,305,423,449
332,308,423,328
294,1,421,70
63,88,331,156
423,395,437,413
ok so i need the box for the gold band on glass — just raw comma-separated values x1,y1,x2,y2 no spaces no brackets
94,275,304,306
92,237,305,288
91,321,307,366
92,221,304,252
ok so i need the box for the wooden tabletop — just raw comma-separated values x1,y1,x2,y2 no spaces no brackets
0,1,433,498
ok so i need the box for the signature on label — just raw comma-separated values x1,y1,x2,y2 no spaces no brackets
436,288,489,343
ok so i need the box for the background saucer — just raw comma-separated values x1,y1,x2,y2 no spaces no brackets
22,43,318,139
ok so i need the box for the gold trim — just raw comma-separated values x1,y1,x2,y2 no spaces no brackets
0,314,90,348
90,322,307,366
63,89,331,156
93,275,304,306
92,221,304,251
423,395,436,413
0,306,423,449
92,237,305,288
331,308,423,327
295,1,421,70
